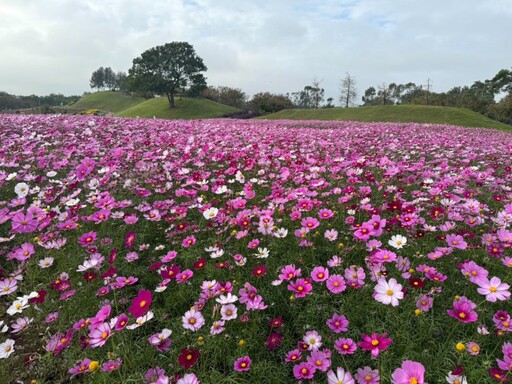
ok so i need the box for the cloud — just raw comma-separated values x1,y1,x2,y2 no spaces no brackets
0,0,511,104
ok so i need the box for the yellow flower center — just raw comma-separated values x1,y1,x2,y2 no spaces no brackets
140,300,147,307
186,354,193,360
490,287,497,292
371,340,379,346
410,378,418,384
101,332,108,339
386,289,394,296
459,312,466,319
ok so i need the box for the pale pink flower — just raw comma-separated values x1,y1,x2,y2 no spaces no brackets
373,278,404,306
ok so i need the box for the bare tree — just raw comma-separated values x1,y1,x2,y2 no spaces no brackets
339,73,358,107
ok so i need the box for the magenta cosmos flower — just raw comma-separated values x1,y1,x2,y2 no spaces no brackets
447,300,478,323
391,360,425,384
359,333,393,359
89,322,112,348
233,356,251,372
129,290,152,318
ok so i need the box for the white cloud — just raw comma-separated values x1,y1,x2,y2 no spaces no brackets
0,0,511,105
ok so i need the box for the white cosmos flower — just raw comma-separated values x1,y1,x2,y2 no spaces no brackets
46,171,57,177
38,257,54,269
216,293,238,304
127,311,154,330
14,183,29,197
388,234,407,249
0,339,15,359
7,298,29,316
202,207,219,220
214,185,228,194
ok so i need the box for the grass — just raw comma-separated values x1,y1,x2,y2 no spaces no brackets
71,92,144,113
260,104,512,130
116,97,239,119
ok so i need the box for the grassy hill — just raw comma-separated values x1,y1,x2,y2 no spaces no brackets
116,97,239,119
261,105,512,130
71,91,144,113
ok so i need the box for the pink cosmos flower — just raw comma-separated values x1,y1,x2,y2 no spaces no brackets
176,269,194,283
446,234,467,250
326,274,347,294
318,209,334,220
359,333,393,359
391,360,425,384
326,313,349,333
304,330,322,350
0,278,17,296
233,356,251,372
311,266,329,282
301,216,320,230
416,295,434,312
355,366,380,384
288,278,313,298
102,358,122,372
373,278,404,306
148,328,172,352
324,229,338,241
129,290,152,318
68,358,92,376
78,231,97,247
182,308,205,332
10,211,38,233
285,349,302,363
334,337,357,355
221,304,238,321
182,236,196,248
476,276,511,302
89,322,112,348
279,264,301,281
210,320,225,335
307,349,331,372
354,223,374,241
114,313,130,331
458,260,488,283
176,373,200,384
328,367,355,384
293,362,316,380
370,249,397,264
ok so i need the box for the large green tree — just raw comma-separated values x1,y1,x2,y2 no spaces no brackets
128,42,207,109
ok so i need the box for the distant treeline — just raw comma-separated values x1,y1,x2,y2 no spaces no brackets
0,92,80,112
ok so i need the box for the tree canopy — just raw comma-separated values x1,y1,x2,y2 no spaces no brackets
128,42,207,109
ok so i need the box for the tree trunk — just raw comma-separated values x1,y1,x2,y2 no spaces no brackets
166,92,175,109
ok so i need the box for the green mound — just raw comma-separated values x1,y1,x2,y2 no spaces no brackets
261,105,511,130
116,97,239,119
72,91,144,113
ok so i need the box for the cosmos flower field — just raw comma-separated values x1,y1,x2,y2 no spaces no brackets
0,114,511,383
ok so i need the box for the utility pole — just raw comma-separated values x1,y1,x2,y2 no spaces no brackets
425,78,433,105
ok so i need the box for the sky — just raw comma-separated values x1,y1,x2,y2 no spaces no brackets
1,0,511,105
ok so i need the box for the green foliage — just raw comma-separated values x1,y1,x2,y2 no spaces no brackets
249,92,294,115
128,42,207,109
201,86,247,108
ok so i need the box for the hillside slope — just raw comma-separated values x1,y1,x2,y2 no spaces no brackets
261,105,511,130
116,97,239,119
71,91,144,113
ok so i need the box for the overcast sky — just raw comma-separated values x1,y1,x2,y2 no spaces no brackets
1,0,511,105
